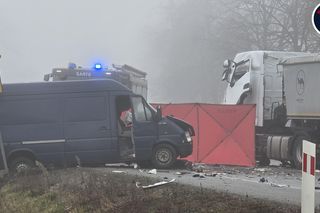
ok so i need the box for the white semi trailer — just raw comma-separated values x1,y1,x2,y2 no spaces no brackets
221,51,319,168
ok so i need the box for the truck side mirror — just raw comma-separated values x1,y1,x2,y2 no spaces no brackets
223,59,231,68
222,59,233,82
222,70,228,81
44,74,50,81
156,106,162,121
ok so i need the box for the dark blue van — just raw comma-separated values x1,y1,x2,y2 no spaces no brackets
0,79,194,171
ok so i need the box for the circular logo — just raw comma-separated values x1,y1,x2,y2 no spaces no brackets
296,70,305,95
312,3,320,34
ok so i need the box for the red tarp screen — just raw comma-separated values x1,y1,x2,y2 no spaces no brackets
152,103,256,167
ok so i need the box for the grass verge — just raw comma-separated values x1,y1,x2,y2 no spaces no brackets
0,168,309,213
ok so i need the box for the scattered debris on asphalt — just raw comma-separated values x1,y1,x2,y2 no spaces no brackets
176,171,191,175
158,170,170,173
112,170,127,174
254,168,267,172
192,173,200,177
205,172,218,177
148,169,157,174
192,173,205,178
133,163,138,169
106,163,131,168
259,177,268,183
136,179,176,189
192,163,206,173
270,183,288,188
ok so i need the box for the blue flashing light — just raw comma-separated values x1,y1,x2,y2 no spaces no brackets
94,63,103,70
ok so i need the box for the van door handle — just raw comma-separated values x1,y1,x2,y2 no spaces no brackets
99,126,108,132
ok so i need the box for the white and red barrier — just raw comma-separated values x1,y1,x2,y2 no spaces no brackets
301,140,316,213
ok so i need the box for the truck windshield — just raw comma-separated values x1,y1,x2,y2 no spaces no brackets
230,60,250,85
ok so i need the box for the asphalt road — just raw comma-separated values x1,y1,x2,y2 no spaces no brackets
100,162,320,207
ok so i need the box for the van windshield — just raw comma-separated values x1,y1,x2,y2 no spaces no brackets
131,96,154,122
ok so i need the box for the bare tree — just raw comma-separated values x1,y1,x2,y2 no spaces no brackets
227,0,320,52
148,0,320,103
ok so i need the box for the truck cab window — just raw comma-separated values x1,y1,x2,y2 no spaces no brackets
131,96,153,122
230,60,250,86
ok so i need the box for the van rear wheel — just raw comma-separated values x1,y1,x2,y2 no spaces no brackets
152,144,177,169
9,157,35,173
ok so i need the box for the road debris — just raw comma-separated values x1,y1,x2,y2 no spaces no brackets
205,172,218,177
148,169,157,174
158,170,170,173
112,170,127,174
270,183,288,188
106,163,131,168
136,179,176,189
259,177,268,183
192,173,205,178
133,163,138,169
176,171,191,175
254,168,267,172
192,163,206,172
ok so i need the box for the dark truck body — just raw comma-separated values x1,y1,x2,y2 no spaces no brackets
0,79,193,170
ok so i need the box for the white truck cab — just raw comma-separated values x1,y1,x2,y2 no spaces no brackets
222,51,312,127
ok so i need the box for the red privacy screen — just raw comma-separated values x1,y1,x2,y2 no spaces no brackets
152,103,256,167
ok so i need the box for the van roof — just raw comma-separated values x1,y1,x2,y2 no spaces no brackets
1,79,130,96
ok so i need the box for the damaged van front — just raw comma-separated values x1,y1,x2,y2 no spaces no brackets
131,98,194,169
165,115,194,157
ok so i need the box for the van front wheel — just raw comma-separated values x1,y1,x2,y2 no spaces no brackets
152,144,177,169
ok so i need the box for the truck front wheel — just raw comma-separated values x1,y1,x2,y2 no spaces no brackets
152,144,177,169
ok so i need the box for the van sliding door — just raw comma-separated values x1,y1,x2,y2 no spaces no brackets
63,94,113,165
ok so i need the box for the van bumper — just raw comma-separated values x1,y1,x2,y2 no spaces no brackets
178,143,193,158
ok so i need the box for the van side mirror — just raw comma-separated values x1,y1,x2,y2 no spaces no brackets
156,106,162,121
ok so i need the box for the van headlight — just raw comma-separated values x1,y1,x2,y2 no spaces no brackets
185,131,192,143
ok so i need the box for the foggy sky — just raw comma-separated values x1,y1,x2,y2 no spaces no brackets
0,0,165,84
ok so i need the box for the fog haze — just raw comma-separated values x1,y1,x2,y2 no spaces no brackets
0,0,164,84
1,0,318,103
